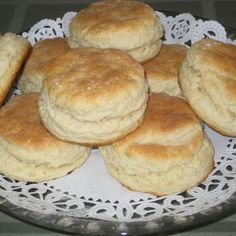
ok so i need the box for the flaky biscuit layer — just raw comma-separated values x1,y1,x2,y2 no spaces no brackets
18,37,70,93
39,48,148,144
0,93,90,182
100,93,214,195
68,0,163,62
0,33,30,105
179,38,236,136
143,44,187,96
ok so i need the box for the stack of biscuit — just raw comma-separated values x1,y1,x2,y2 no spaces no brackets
1,0,236,196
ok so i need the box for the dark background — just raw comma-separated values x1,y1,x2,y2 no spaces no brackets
0,0,236,34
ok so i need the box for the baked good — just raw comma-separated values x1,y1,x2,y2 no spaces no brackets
179,38,236,136
0,32,30,105
0,93,91,182
143,44,187,96
39,47,148,145
100,93,214,196
18,37,70,93
68,0,163,62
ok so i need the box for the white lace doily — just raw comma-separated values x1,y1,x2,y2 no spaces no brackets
1,11,236,222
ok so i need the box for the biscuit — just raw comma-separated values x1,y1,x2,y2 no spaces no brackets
143,44,187,96
0,93,91,182
0,33,30,105
68,0,163,62
39,48,148,145
179,38,236,136
100,93,214,196
18,37,70,93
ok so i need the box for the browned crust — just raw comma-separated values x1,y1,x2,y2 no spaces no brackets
22,37,70,77
45,47,145,105
143,44,187,81
0,36,30,106
0,93,68,149
69,0,161,47
187,38,236,80
114,93,203,159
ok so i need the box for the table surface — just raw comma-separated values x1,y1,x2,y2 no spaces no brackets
0,0,236,235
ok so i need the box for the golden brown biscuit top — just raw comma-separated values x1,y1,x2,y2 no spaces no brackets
186,38,236,101
77,0,155,26
187,38,236,79
24,37,70,75
44,47,145,108
0,33,31,106
143,44,187,80
114,93,203,160
70,0,163,49
0,93,67,149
